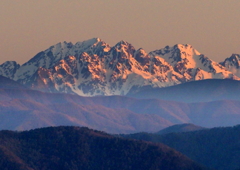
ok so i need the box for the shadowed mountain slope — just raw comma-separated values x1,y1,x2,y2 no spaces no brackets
0,75,26,89
1,77,240,133
1,82,240,132
127,79,240,103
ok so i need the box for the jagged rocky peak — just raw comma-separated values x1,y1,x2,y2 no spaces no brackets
136,48,147,55
0,61,20,79
0,61,20,69
220,54,240,77
13,38,109,83
149,44,237,81
175,44,202,61
74,38,111,57
1,38,240,96
107,40,137,68
221,54,240,67
113,40,136,55
134,48,150,66
49,41,73,56
115,40,131,46
175,44,200,54
75,38,102,50
150,44,201,65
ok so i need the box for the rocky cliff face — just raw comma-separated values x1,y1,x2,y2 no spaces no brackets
0,38,239,96
220,54,240,77
0,61,20,79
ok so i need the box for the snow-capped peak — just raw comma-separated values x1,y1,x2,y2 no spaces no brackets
149,44,236,81
223,54,240,65
74,38,101,49
13,38,111,84
1,39,239,96
220,54,240,77
0,61,20,79
176,44,201,55
149,44,201,67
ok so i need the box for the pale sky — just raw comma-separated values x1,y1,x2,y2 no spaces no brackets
1,0,240,65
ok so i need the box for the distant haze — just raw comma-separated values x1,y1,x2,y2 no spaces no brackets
1,0,240,64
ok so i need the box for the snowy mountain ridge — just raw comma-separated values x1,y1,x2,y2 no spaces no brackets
0,38,239,96
220,54,240,77
0,61,20,79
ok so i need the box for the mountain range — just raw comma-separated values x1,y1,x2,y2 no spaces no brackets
1,38,240,133
1,75,240,133
1,38,240,96
2,38,240,169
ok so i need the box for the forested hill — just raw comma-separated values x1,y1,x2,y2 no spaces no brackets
0,126,206,170
122,125,240,170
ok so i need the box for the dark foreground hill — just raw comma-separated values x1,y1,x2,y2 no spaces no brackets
0,126,205,170
122,125,240,170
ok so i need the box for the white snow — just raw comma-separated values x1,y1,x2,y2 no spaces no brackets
1,39,240,96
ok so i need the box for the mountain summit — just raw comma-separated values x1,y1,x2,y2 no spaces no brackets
0,38,239,96
220,54,240,77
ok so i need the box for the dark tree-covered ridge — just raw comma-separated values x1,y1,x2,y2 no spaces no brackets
123,124,240,170
0,126,206,170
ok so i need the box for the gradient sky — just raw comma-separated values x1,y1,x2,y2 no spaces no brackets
1,0,240,65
